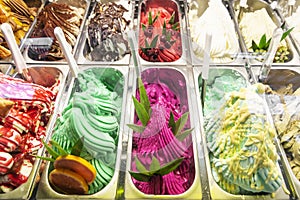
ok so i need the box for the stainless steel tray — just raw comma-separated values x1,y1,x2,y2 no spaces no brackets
186,0,243,65
193,66,290,199
229,0,300,66
250,66,300,199
75,0,134,65
0,0,43,64
22,0,91,64
0,64,69,199
36,65,128,199
124,66,202,199
133,0,189,66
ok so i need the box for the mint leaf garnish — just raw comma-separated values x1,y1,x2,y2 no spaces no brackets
169,11,175,24
71,137,84,156
41,139,59,159
259,34,267,49
129,171,152,182
129,156,184,182
132,96,150,126
176,128,194,141
150,35,159,48
163,20,167,35
168,112,176,133
149,156,160,171
281,27,294,41
135,156,148,173
127,124,145,133
156,157,184,176
138,78,150,113
148,11,153,25
142,24,146,32
145,39,150,48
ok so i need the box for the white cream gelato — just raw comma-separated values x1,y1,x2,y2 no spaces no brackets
189,0,239,63
239,8,286,51
286,7,300,48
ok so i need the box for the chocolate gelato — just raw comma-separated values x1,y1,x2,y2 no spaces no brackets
28,2,84,61
86,2,130,61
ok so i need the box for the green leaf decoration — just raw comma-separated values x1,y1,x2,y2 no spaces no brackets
152,13,159,24
169,11,175,24
166,31,171,42
127,124,145,133
148,11,153,25
171,22,179,30
149,156,160,171
150,35,159,48
71,137,84,156
128,171,152,182
174,112,189,136
142,24,146,32
50,140,69,156
138,78,150,114
266,38,272,49
156,157,184,176
129,157,184,182
34,155,55,162
163,20,167,35
168,111,176,134
145,39,150,48
258,34,267,49
132,96,150,126
41,139,59,159
135,156,148,173
281,27,294,41
251,40,258,51
141,47,147,54
176,128,194,141
170,40,176,45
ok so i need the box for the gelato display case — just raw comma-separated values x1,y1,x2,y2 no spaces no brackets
0,0,299,199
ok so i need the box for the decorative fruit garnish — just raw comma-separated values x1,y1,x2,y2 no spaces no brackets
36,137,96,194
251,25,294,63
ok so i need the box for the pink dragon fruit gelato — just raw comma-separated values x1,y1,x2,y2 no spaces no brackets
130,78,195,195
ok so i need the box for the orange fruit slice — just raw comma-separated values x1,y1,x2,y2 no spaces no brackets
49,168,88,194
54,155,96,184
